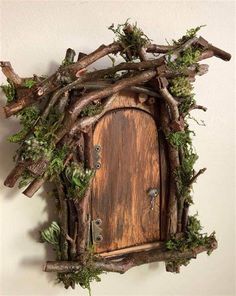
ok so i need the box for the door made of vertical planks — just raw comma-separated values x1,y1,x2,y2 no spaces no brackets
91,108,161,254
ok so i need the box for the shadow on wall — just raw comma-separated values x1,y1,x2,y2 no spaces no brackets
20,181,59,284
0,78,60,285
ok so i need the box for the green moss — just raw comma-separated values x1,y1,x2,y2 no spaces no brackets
169,76,193,98
57,265,103,293
46,145,68,180
166,130,194,148
18,171,34,189
168,74,196,115
8,129,29,143
24,78,36,89
166,126,198,204
1,82,16,103
167,46,201,71
65,163,94,199
8,106,40,143
61,58,74,66
172,25,206,46
166,214,216,253
18,109,62,161
178,95,196,114
81,103,103,117
108,20,150,61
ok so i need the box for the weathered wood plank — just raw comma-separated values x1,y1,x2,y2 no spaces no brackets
92,107,161,253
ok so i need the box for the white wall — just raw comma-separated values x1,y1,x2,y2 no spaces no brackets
0,1,235,295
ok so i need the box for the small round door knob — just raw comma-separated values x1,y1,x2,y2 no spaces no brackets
147,188,160,198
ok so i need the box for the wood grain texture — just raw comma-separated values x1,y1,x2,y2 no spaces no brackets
92,108,160,253
107,90,155,115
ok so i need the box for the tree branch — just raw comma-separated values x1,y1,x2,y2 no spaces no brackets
157,77,179,121
55,69,157,141
0,61,23,86
44,236,217,273
188,168,207,186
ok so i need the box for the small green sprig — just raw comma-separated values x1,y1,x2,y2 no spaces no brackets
46,145,68,180
24,78,36,89
65,163,94,199
1,82,16,103
41,221,60,246
57,266,103,293
108,20,150,61
81,103,103,117
8,106,40,143
172,25,206,46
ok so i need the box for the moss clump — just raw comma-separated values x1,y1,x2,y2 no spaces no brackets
18,109,62,161
167,46,201,71
57,265,103,294
65,163,94,199
166,130,194,148
172,25,205,46
24,78,36,89
178,95,196,114
1,82,16,103
166,214,216,253
169,76,193,98
108,20,150,61
46,145,68,180
81,103,103,117
8,106,40,143
166,126,198,204
18,171,34,189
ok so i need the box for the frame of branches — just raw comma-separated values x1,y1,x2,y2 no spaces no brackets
1,23,231,290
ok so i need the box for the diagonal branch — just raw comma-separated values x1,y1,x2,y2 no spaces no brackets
188,168,207,186
55,69,157,141
0,61,23,86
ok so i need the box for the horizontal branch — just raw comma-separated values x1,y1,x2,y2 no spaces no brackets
189,104,207,112
44,236,217,273
1,36,202,117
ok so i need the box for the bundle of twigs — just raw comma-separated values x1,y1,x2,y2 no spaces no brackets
1,22,231,290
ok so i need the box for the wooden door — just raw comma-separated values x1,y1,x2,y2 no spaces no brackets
91,108,161,254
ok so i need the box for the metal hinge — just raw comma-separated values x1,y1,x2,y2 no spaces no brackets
91,218,103,244
93,144,101,170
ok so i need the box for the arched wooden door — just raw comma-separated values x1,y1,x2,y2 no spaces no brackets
91,108,161,254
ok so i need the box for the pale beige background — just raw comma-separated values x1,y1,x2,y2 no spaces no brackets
0,1,235,295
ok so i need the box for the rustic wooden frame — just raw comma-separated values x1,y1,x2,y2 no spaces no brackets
0,22,231,289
